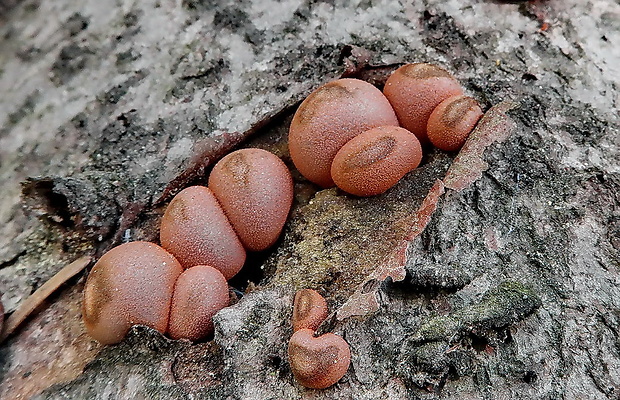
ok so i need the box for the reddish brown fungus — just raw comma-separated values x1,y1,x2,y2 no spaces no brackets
82,242,182,345
383,63,463,143
331,126,422,197
289,78,398,188
209,148,293,252
288,328,351,389
167,265,229,341
427,95,483,151
292,289,328,332
160,185,246,280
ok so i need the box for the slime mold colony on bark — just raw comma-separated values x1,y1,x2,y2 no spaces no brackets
288,289,351,389
83,149,293,343
82,62,485,391
167,265,229,341
289,64,481,197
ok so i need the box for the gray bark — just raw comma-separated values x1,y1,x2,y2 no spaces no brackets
0,0,618,399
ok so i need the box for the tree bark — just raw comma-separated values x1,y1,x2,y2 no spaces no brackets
0,0,618,399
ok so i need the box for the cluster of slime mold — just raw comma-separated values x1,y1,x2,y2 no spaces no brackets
83,149,293,344
289,63,483,196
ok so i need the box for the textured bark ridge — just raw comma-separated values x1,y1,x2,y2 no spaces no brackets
0,0,619,399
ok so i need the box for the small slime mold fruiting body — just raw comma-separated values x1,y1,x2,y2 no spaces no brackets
82,241,182,345
84,148,294,344
167,265,229,341
331,126,423,197
427,95,483,151
209,148,294,252
288,328,351,389
289,78,399,188
160,185,246,280
292,289,328,332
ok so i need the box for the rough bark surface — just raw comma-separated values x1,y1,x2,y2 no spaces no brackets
0,0,618,399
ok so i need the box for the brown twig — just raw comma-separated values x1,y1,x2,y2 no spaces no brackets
0,255,92,343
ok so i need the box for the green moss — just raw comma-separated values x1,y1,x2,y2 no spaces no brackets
409,342,450,372
461,281,542,329
412,315,460,343
413,281,541,344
